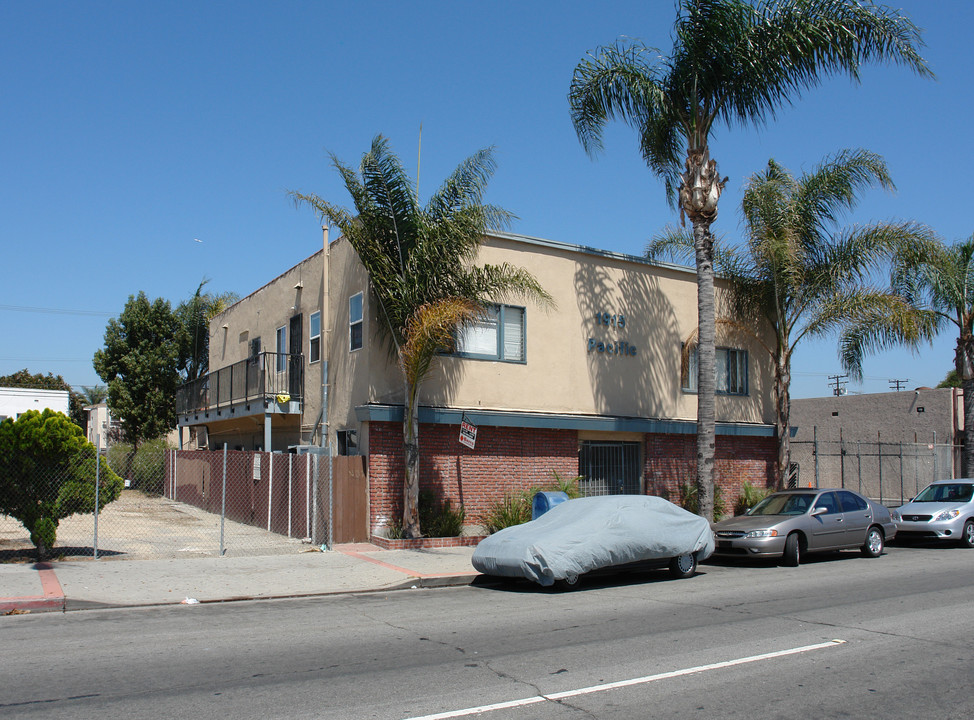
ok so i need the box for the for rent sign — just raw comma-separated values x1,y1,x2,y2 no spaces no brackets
459,417,477,449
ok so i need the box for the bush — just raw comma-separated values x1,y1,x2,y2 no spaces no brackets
735,481,770,516
419,489,465,538
107,438,170,494
479,471,582,534
677,481,727,520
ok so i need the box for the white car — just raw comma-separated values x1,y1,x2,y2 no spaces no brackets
472,495,715,588
892,479,974,547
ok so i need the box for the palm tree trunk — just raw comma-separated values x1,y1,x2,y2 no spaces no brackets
693,219,716,522
775,353,791,490
403,379,421,538
958,337,974,478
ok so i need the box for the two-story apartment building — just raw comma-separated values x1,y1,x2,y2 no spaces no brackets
177,229,777,535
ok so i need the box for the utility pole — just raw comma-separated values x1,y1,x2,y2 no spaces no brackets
828,374,848,396
889,378,908,391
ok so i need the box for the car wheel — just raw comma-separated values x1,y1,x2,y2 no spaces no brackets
782,533,801,567
861,526,884,558
668,553,697,579
960,520,974,548
555,572,580,591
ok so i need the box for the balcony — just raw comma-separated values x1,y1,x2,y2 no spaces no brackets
176,352,304,424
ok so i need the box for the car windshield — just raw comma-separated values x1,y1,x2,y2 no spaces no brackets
912,483,974,503
747,493,812,516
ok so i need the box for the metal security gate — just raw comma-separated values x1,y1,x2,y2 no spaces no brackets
578,441,642,496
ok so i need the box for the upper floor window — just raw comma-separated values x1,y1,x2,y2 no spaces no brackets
682,346,748,395
309,312,321,363
349,293,363,351
455,304,526,362
276,326,287,372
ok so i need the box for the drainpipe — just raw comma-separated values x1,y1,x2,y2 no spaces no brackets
320,225,330,448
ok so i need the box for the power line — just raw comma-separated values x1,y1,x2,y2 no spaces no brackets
0,304,112,317
827,374,848,396
888,378,909,391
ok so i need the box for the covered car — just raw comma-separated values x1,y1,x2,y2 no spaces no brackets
471,495,715,587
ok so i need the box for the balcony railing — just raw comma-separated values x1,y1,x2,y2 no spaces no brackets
176,352,304,416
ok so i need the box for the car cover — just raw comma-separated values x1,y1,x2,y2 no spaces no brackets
472,495,715,586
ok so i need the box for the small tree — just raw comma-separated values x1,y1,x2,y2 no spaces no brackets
0,409,123,558
94,292,185,452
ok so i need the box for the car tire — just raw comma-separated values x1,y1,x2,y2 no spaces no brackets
782,533,801,567
555,572,580,591
861,526,884,558
960,520,974,548
668,553,697,579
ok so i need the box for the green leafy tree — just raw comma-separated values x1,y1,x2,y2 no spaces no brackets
649,150,934,488
93,292,186,452
177,278,239,382
0,409,123,558
292,135,552,538
568,0,930,519
843,235,974,475
938,370,961,389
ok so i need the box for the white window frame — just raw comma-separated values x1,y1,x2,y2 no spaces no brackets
681,345,748,396
349,293,363,352
454,304,526,363
309,311,321,364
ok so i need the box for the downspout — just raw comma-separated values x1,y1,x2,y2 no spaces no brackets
320,225,330,448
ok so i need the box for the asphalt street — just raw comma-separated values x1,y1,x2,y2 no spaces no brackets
2,543,972,719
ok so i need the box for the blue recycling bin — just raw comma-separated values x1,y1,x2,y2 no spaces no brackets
532,491,569,520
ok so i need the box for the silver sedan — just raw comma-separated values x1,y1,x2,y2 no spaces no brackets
892,479,974,546
711,488,896,566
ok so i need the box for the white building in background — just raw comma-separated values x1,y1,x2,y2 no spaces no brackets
84,402,119,452
0,387,69,422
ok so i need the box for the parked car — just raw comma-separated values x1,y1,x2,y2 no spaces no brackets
891,479,974,547
711,488,895,566
471,495,715,588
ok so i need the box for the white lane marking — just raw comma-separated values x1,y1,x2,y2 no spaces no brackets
403,639,846,720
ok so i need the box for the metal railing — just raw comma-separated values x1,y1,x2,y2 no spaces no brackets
176,352,304,415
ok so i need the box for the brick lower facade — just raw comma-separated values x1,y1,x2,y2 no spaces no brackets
368,421,775,534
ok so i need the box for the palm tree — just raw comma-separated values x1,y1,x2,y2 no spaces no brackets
650,149,935,489
569,0,930,519
178,279,239,383
842,235,974,475
291,135,551,538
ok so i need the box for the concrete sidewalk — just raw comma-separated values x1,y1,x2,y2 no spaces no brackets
0,544,481,613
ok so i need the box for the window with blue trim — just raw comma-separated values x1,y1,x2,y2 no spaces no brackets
682,346,748,395
455,305,525,362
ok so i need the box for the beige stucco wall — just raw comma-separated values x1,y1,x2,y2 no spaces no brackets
203,230,775,451
406,233,773,425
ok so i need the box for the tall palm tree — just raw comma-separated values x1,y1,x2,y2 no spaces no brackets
178,279,239,383
569,0,930,519
650,150,936,489
842,235,974,475
292,135,551,538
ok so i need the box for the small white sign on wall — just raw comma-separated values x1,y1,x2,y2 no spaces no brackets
459,418,477,450
253,454,262,480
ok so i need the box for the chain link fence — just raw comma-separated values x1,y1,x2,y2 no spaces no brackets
789,437,960,506
1,445,336,562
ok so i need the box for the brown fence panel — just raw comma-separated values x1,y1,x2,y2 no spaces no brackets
333,455,368,544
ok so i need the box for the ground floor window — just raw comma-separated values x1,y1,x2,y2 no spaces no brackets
578,441,642,496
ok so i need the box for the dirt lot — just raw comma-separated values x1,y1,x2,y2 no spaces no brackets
0,490,316,562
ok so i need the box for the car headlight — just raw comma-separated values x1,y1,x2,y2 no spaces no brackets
936,509,961,521
891,511,901,522
744,529,778,538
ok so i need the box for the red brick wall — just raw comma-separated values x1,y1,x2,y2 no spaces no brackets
368,422,775,532
644,433,776,508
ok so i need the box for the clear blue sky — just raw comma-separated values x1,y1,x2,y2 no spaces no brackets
2,1,970,398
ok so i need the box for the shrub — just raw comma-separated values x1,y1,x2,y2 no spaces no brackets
677,481,727,520
107,438,170,494
735,481,770,516
419,489,465,538
479,471,583,534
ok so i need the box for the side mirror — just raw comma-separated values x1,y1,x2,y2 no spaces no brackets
811,506,828,516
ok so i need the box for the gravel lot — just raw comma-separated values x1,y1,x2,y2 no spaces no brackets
0,490,316,562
